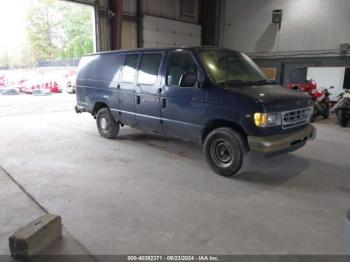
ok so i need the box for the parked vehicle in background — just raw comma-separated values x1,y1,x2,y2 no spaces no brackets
311,86,334,122
32,89,52,96
66,76,77,94
19,79,62,94
75,47,316,177
291,83,334,122
0,75,6,87
49,81,62,93
19,79,39,94
0,87,20,95
331,90,350,127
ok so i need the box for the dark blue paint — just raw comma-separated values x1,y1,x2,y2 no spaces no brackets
76,47,312,144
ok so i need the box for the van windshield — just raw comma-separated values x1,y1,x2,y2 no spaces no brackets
198,49,271,87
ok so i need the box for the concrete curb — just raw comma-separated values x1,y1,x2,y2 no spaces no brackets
9,214,62,257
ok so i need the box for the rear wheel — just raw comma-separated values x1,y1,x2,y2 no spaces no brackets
96,108,120,139
204,128,249,177
321,101,329,119
337,109,347,127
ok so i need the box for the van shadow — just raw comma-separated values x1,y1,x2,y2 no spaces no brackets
236,153,310,186
117,129,203,160
117,128,310,186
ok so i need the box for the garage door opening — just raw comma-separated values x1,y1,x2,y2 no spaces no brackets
0,0,96,95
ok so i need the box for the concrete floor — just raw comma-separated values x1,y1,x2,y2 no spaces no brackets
0,94,349,255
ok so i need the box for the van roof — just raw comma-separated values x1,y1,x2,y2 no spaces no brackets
84,46,237,57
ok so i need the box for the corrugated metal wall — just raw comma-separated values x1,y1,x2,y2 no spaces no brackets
94,0,203,51
142,0,199,24
121,0,200,49
142,15,201,48
97,0,111,51
92,0,217,51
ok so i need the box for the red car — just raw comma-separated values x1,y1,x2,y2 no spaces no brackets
49,81,62,93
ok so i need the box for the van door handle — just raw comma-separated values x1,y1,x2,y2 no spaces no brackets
136,95,141,105
117,84,120,89
161,98,166,108
158,88,163,94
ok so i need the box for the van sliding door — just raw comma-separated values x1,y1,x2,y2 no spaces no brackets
135,52,163,132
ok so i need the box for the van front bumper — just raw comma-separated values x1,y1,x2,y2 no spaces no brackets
248,124,316,154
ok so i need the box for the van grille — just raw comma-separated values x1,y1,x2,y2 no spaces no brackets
282,107,313,129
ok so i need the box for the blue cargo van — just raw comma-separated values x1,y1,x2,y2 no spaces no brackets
75,47,316,177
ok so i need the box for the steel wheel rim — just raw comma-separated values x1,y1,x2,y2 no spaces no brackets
210,139,234,168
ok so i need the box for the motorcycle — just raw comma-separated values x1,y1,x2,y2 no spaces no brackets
310,86,334,122
331,90,350,127
291,84,334,122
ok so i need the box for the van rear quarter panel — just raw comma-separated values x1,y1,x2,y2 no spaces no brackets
76,53,122,112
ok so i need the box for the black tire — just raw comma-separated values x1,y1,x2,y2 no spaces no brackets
337,110,347,127
310,112,317,123
203,127,249,178
311,105,317,122
96,108,120,139
323,110,329,119
321,101,329,119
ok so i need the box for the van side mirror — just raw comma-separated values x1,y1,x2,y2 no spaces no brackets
179,72,197,87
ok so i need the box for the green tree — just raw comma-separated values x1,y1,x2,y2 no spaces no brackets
26,0,61,61
25,0,94,65
57,2,94,59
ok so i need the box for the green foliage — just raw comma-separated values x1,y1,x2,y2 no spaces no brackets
57,1,94,59
26,0,94,63
27,0,60,60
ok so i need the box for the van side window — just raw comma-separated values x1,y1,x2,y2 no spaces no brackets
166,52,198,87
121,54,139,83
137,53,163,85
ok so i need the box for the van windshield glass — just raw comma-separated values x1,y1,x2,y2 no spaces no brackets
198,49,270,87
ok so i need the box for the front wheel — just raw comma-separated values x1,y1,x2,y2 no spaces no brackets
203,128,249,177
96,108,120,139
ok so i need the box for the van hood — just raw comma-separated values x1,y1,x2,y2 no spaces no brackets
225,85,313,111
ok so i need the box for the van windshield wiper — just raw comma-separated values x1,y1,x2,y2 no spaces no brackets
218,79,275,87
253,79,275,85
218,79,255,86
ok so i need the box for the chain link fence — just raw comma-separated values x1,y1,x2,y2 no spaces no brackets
37,59,80,68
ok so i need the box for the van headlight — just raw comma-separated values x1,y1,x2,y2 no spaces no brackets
254,112,282,127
